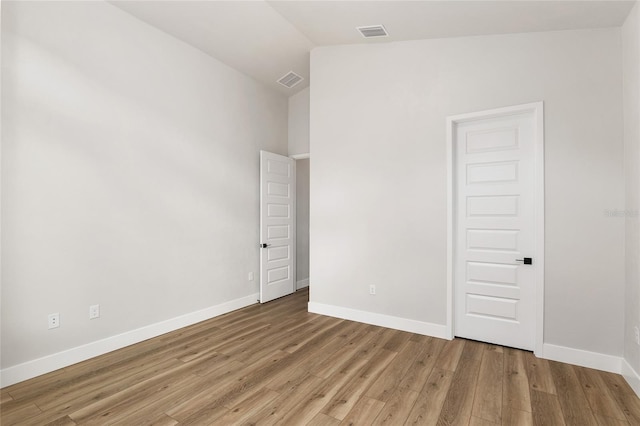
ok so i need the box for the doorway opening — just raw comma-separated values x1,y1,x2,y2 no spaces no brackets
295,157,310,290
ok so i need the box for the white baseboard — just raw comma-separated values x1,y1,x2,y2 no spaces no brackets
0,293,259,388
622,359,640,397
308,302,449,339
541,343,622,374
296,278,309,289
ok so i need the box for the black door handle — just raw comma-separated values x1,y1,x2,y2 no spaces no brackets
516,257,533,265
260,243,270,248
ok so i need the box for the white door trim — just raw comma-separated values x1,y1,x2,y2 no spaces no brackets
446,102,545,356
290,153,310,160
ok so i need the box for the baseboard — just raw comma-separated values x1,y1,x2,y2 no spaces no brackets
622,359,640,398
308,302,449,339
541,343,622,374
296,278,309,289
0,293,259,388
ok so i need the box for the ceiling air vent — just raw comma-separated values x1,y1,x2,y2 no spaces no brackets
357,25,388,38
277,71,303,89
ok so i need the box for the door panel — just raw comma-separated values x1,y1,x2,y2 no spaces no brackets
454,106,541,351
260,151,296,303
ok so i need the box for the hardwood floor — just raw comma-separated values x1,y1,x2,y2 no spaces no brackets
2,288,639,425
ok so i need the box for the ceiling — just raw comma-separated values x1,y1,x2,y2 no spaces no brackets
110,0,637,96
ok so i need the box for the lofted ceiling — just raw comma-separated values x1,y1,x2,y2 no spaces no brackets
110,0,637,96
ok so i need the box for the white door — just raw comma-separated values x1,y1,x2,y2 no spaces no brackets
260,151,296,303
452,103,543,351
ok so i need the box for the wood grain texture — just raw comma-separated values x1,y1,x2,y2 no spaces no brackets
503,347,532,414
530,389,566,426
549,360,598,426
406,367,454,426
340,396,385,426
472,348,503,424
2,289,637,426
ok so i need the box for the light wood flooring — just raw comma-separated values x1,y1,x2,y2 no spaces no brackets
2,288,639,425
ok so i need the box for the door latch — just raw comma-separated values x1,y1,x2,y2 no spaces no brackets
516,257,532,265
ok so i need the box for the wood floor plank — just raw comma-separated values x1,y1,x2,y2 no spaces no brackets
340,396,385,426
146,414,179,426
471,346,503,424
271,356,371,424
436,346,482,426
164,352,288,422
288,321,369,376
1,388,14,404
42,415,77,426
281,315,342,354
398,337,446,394
549,361,598,426
371,386,419,425
405,367,454,425
265,366,311,394
321,348,397,420
460,339,487,361
524,351,557,395
243,373,325,425
593,413,630,425
600,371,640,425
530,389,566,426
175,322,272,363
365,340,422,402
310,327,380,379
37,357,186,414
574,366,627,421
309,413,342,426
69,371,199,425
502,408,533,426
97,364,242,426
3,368,69,401
468,416,498,426
215,388,280,424
434,338,465,372
503,347,532,414
0,401,43,426
382,329,413,352
176,321,352,424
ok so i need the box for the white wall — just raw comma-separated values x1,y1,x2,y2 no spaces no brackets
296,159,310,286
288,87,310,156
623,2,640,385
1,1,287,380
310,28,625,359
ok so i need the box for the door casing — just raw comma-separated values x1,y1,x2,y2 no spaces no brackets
446,102,545,356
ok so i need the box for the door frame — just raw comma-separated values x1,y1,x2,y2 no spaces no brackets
445,102,545,356
291,153,310,291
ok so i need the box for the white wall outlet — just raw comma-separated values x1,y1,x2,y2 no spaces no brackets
635,326,640,346
48,313,60,329
89,304,100,319
369,285,376,295
248,272,254,281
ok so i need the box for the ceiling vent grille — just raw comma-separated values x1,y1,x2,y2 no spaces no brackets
357,25,388,38
277,71,303,89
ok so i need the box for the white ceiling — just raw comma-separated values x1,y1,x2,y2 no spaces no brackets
110,0,637,96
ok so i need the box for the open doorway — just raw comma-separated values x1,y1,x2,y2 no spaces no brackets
295,158,310,289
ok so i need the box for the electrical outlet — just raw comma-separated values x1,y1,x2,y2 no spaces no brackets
89,304,100,319
634,326,640,346
48,313,60,329
248,272,254,281
369,285,376,295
